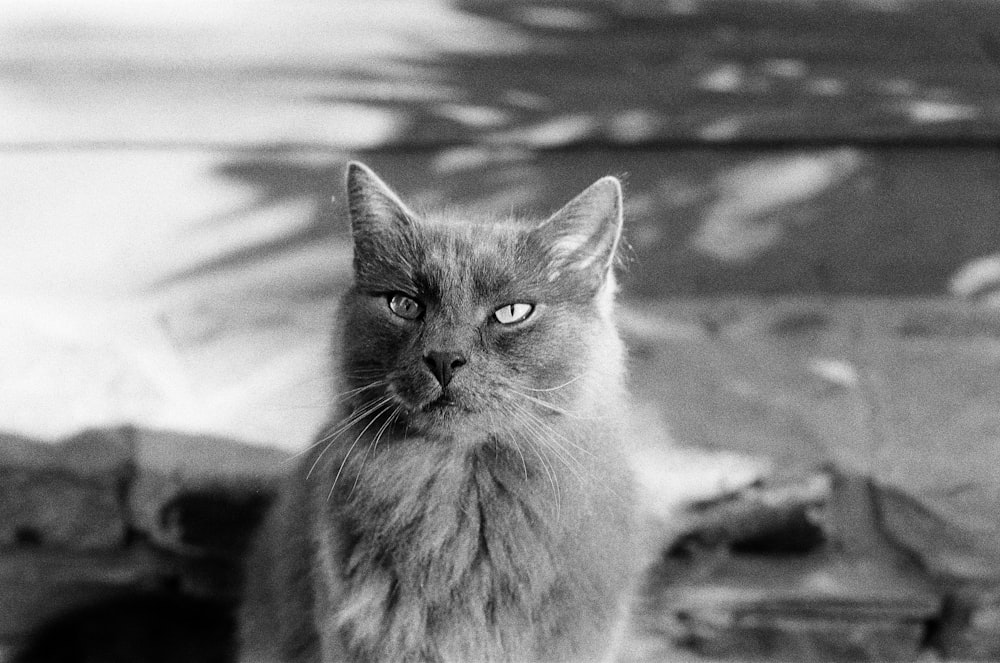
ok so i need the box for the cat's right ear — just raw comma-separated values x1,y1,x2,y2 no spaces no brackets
533,176,623,283
346,162,418,279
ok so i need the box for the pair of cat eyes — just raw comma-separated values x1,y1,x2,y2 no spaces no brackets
387,293,534,325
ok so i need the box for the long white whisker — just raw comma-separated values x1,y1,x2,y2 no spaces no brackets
511,401,589,485
519,374,586,392
505,404,561,520
282,382,390,465
490,409,529,482
517,400,625,502
508,388,594,420
304,395,395,477
328,399,397,500
348,404,402,496
509,393,597,459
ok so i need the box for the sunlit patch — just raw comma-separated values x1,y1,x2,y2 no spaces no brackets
500,89,550,110
435,103,510,128
696,63,745,93
809,77,846,97
432,146,532,174
306,102,407,149
606,110,661,143
877,78,918,96
762,59,807,79
697,117,743,141
951,254,1000,301
664,0,701,15
808,359,860,389
489,114,597,148
513,6,604,30
691,149,864,261
902,100,979,124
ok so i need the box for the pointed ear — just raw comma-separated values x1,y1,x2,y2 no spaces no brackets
345,161,418,280
346,161,417,235
534,176,623,281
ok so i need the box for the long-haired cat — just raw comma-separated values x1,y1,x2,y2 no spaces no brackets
239,162,641,663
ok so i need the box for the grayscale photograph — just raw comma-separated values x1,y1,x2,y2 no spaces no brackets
2,1,999,662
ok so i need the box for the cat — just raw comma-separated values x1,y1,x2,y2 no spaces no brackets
238,162,642,663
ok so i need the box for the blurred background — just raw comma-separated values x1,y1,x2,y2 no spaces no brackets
4,0,1000,661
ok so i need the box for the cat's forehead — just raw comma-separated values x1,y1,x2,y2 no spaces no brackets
413,213,542,297
421,212,527,253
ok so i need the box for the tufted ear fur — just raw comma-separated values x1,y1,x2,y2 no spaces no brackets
531,176,623,303
346,161,419,282
536,177,622,272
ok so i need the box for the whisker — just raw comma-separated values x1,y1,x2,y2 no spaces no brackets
296,396,390,467
348,404,402,496
327,399,397,501
515,401,625,502
282,382,390,459
519,374,586,393
301,394,395,476
489,409,529,482
508,388,594,420
264,378,390,421
508,393,597,459
329,380,390,403
510,433,529,482
510,401,590,485
504,404,561,520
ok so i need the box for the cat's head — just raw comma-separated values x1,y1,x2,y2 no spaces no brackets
339,161,625,438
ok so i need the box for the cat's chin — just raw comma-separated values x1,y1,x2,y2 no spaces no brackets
401,395,487,435
417,400,472,423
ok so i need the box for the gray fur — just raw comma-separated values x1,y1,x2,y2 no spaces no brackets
239,162,640,663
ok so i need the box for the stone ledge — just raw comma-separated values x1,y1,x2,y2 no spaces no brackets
2,428,999,661
642,553,940,662
0,430,132,550
0,428,284,556
128,428,285,557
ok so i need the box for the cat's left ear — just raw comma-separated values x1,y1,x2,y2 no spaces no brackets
346,161,417,235
535,176,623,282
346,161,419,281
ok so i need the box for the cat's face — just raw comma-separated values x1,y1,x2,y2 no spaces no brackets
339,162,624,439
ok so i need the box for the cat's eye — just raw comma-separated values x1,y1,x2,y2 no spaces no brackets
494,303,534,325
387,293,424,320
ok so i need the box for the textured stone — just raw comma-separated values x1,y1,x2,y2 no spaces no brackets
673,471,833,555
676,613,927,662
870,482,1000,659
875,481,1000,583
635,470,944,661
934,586,1000,660
643,553,940,662
0,546,167,642
0,429,132,550
129,429,287,556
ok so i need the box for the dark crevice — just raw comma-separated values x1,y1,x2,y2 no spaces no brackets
12,593,237,663
14,526,42,547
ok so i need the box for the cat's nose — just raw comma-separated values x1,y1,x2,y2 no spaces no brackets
423,350,467,388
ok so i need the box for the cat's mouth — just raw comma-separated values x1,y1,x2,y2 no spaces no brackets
420,390,472,414
423,395,459,411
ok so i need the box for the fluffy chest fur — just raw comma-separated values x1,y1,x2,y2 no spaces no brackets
317,430,634,663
